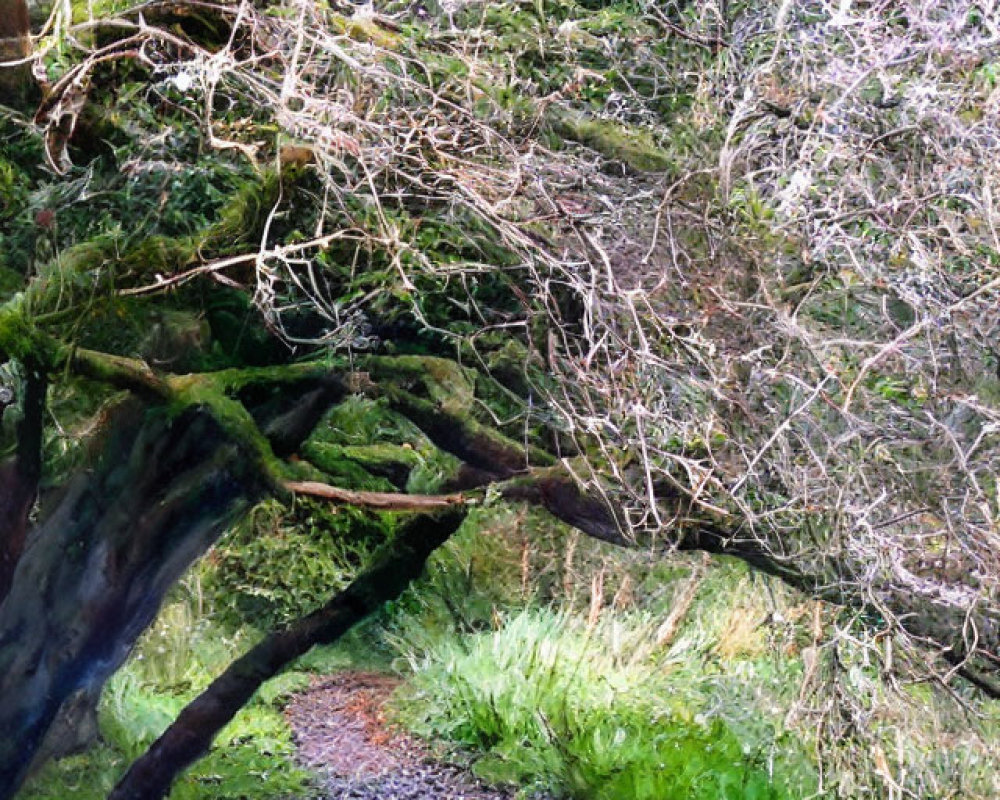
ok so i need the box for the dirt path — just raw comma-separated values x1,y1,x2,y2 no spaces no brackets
285,672,523,800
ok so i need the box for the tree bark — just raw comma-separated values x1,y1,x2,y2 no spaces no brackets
0,368,45,604
0,403,268,800
0,0,33,105
109,508,467,800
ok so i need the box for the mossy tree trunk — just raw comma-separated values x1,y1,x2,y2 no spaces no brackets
0,402,269,798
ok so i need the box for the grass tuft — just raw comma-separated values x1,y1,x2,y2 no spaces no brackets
392,607,817,800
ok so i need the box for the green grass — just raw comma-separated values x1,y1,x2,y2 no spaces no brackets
392,608,816,800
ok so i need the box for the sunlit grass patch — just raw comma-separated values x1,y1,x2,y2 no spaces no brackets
392,607,817,800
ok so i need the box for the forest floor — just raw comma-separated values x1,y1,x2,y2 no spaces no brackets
285,671,534,800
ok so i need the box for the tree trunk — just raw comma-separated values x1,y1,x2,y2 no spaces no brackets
0,0,33,105
0,369,44,605
0,403,269,800
109,508,467,800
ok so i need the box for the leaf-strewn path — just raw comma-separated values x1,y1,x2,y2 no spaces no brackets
285,672,534,800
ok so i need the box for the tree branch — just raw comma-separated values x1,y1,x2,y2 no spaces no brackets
109,509,467,800
284,480,466,510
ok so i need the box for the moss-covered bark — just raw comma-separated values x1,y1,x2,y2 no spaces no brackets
546,107,676,173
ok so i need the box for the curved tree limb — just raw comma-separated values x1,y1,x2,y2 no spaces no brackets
109,509,467,800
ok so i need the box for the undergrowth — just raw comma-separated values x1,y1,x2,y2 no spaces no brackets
379,507,1000,799
206,497,389,631
394,608,814,800
376,507,817,799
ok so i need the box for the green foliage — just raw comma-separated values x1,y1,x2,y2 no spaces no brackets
0,100,256,278
378,513,1000,800
0,119,47,275
303,396,464,493
0,266,23,301
206,497,389,630
385,507,528,648
0,158,30,228
394,608,815,800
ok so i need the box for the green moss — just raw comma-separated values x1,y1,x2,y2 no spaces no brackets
341,442,423,466
23,237,118,316
71,0,133,23
317,442,424,485
18,166,273,337
307,396,415,447
386,386,556,473
364,354,476,414
201,173,279,256
119,235,199,274
299,396,465,493
167,375,285,484
0,304,55,365
0,156,30,229
298,441,397,491
206,497,389,630
548,108,675,172
327,12,402,48
24,233,198,339
315,440,466,495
